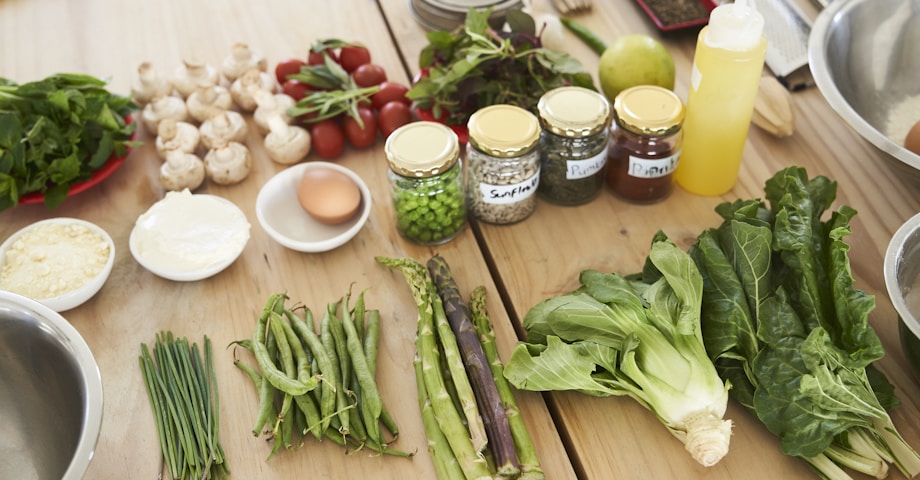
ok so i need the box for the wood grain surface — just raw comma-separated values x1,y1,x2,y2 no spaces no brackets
2,0,919,479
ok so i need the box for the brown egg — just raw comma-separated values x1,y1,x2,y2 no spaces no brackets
296,167,362,224
906,119,920,155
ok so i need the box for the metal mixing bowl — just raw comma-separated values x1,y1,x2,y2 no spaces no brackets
808,0,920,171
885,212,920,381
0,291,104,479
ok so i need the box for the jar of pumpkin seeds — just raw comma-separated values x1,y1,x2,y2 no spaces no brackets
465,104,541,225
536,86,611,205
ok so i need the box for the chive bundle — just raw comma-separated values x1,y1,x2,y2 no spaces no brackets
139,332,228,479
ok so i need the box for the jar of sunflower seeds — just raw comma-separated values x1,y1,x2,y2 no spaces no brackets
465,105,541,225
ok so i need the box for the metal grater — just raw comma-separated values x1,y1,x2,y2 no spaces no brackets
753,0,815,90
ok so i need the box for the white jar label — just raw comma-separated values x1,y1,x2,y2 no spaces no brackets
567,148,607,180
478,172,540,205
628,151,680,179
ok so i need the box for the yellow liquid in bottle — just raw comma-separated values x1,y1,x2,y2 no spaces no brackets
675,30,767,196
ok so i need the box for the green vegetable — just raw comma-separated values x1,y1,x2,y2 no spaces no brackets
428,255,520,477
407,8,595,126
287,52,379,127
559,17,607,56
0,73,138,210
391,163,466,244
377,256,494,479
503,240,733,467
139,332,229,479
680,166,920,479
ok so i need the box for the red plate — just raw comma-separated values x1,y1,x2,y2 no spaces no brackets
634,0,719,32
18,117,136,205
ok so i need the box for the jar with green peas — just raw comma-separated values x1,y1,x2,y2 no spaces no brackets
385,121,467,245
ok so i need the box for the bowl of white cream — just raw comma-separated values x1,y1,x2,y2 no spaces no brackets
130,189,250,281
0,218,115,312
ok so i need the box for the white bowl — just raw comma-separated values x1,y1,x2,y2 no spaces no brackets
256,161,372,252
129,191,250,281
0,218,115,312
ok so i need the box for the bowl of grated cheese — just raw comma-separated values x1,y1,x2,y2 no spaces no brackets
0,218,115,312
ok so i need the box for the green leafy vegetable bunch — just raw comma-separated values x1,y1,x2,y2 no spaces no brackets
0,73,138,211
407,8,595,126
682,166,920,479
503,239,734,468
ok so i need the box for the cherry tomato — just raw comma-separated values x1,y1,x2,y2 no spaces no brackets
275,58,307,85
282,79,312,101
311,119,346,159
371,82,410,110
352,63,387,88
343,107,378,149
338,44,371,73
308,49,339,66
377,101,412,138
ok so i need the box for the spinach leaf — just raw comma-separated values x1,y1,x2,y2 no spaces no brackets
0,73,138,210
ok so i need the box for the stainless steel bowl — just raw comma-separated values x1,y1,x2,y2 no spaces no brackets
885,212,920,380
808,0,920,171
0,291,103,479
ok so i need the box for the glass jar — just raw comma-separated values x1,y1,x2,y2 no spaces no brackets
606,85,685,203
466,104,541,225
385,121,467,245
536,86,611,206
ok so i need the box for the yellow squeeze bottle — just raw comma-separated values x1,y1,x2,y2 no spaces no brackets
674,0,767,196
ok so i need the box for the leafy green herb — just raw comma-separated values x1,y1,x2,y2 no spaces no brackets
676,166,920,479
287,47,379,128
407,8,595,126
0,73,138,211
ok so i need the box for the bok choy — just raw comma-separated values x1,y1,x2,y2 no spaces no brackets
503,240,733,467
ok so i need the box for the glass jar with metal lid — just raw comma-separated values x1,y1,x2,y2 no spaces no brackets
537,86,611,206
466,104,541,225
606,85,685,203
385,121,467,245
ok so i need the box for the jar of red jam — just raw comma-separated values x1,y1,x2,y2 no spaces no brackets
606,85,684,203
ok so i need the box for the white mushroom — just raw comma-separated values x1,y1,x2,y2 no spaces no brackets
141,95,189,134
173,59,220,98
131,62,174,106
186,85,233,123
160,150,205,191
230,68,276,112
221,42,267,82
155,119,201,160
204,142,252,185
253,90,295,135
199,110,248,149
264,114,311,164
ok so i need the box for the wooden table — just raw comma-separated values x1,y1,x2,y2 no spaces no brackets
2,0,919,479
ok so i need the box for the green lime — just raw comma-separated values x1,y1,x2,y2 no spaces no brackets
598,34,676,103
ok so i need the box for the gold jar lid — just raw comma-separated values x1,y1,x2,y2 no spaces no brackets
537,86,611,137
385,121,460,177
467,104,540,158
613,85,685,137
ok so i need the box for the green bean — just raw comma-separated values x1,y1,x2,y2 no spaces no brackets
321,306,351,435
293,392,324,440
328,301,351,391
286,308,337,435
253,305,314,396
560,17,608,55
340,294,383,445
363,309,380,375
277,311,313,386
352,288,367,342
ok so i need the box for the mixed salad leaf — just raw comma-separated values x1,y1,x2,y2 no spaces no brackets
407,8,595,126
0,73,138,211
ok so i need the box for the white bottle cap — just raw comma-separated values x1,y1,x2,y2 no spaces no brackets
705,0,765,51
